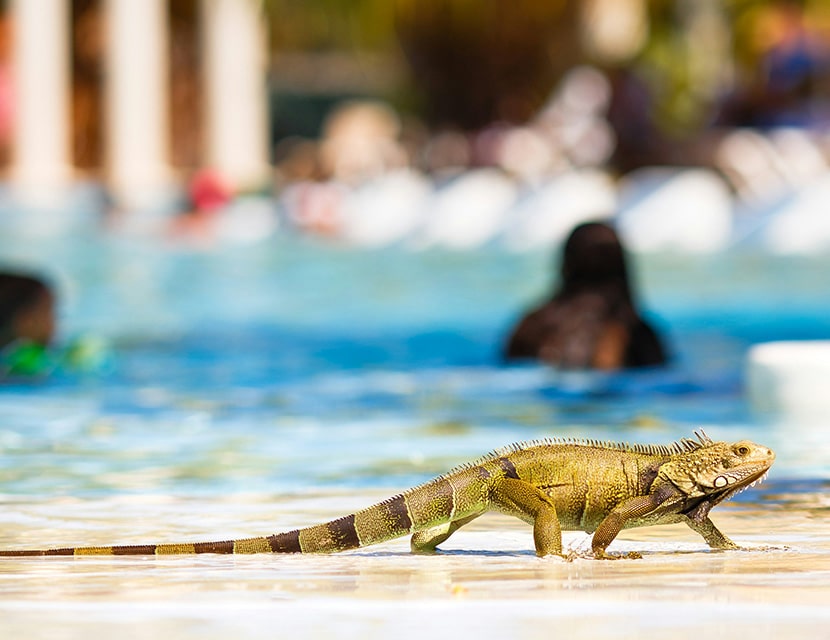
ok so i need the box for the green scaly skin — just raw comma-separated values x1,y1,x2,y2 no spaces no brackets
0,432,774,559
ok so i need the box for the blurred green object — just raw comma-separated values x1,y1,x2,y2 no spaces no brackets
0,336,113,379
0,340,55,378
62,335,113,374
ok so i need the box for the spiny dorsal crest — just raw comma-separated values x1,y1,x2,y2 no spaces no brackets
415,431,715,486
484,430,713,461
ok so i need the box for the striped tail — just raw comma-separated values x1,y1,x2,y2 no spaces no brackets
0,471,481,557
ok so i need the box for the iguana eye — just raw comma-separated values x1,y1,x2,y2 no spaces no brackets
736,445,750,456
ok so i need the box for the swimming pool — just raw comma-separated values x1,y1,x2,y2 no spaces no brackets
1,231,829,638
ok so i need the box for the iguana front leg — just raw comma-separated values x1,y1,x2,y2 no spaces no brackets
490,477,563,557
591,484,678,559
685,516,739,550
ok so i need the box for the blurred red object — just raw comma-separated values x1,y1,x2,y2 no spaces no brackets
189,169,232,214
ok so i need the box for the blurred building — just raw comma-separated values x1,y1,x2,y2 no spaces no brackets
0,0,269,212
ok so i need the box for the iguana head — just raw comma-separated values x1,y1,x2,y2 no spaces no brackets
659,438,775,503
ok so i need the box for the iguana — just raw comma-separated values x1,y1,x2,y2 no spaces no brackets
0,431,773,559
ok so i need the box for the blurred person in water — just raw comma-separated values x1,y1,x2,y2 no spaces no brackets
0,273,57,376
0,273,55,349
0,273,111,378
504,222,666,370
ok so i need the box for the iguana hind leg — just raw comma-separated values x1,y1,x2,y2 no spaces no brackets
410,513,481,554
490,477,562,557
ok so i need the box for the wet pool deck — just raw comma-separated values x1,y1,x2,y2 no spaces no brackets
1,492,828,639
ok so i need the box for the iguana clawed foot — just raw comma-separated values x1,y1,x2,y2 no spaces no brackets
536,548,643,560
593,550,643,560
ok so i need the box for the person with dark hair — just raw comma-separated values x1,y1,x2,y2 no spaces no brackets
0,273,57,377
0,273,55,349
504,222,666,370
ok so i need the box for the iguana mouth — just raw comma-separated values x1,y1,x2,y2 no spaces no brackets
680,467,768,522
716,468,770,504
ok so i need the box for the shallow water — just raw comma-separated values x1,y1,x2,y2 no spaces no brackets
1,233,830,638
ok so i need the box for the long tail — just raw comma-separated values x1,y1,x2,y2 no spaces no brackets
0,473,471,557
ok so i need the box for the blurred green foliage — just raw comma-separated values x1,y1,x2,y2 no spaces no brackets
262,0,830,133
263,0,397,52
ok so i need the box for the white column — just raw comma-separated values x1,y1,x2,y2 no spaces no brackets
202,0,270,190
105,0,171,209
10,0,71,206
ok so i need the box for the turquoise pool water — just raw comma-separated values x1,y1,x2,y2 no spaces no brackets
1,232,830,639
2,234,829,496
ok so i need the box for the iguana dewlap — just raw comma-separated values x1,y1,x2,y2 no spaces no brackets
0,432,774,559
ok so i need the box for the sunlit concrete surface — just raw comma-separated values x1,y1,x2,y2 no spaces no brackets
1,491,828,639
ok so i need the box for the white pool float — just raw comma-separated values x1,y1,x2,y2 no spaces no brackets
502,169,617,251
760,175,830,255
339,169,432,247
416,169,517,249
746,341,830,418
616,168,734,253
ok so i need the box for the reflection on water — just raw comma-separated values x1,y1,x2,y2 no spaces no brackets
1,237,830,637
